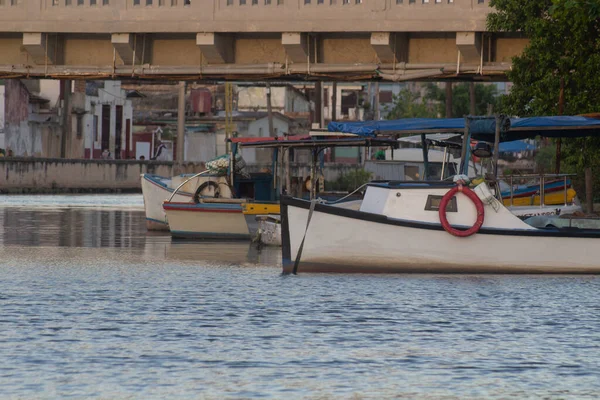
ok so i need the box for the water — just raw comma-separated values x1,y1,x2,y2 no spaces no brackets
1,195,600,399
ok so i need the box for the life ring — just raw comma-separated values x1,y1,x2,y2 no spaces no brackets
193,180,220,203
438,184,485,237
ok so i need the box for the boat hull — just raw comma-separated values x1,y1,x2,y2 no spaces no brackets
281,197,600,274
163,202,251,240
163,201,280,240
141,174,193,231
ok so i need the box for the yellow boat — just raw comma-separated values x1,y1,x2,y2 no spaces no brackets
503,188,577,207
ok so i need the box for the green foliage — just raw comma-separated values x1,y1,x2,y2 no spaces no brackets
487,0,600,202
534,143,556,173
424,83,499,117
326,169,373,192
384,88,437,119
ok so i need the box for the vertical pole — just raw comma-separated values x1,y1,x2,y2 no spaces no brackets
61,80,71,158
555,77,565,174
374,81,380,121
585,167,593,214
314,81,322,128
469,82,476,116
319,83,325,128
460,117,470,175
331,82,337,122
266,82,275,137
564,175,568,206
440,146,448,180
493,115,501,178
177,81,186,162
445,82,452,118
331,82,337,162
421,134,429,181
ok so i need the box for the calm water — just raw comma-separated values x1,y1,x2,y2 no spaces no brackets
0,195,599,399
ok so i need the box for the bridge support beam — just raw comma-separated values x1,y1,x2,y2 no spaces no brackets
23,33,57,65
111,33,150,65
282,33,309,64
370,33,408,64
456,32,481,63
196,33,234,64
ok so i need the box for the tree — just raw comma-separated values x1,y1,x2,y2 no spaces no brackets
384,88,437,119
487,0,600,209
424,83,499,117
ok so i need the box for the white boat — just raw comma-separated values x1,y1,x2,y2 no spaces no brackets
282,180,600,274
141,173,232,230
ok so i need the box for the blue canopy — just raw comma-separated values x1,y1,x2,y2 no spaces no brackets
498,140,537,153
328,116,600,141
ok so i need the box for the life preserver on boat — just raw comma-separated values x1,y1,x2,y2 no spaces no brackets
193,180,220,203
439,184,485,237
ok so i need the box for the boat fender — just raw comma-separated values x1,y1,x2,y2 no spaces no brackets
439,184,485,237
193,180,220,203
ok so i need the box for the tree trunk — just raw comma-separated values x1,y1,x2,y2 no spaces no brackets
445,82,452,118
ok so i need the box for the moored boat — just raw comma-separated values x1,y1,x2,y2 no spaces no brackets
282,180,600,274
141,173,233,230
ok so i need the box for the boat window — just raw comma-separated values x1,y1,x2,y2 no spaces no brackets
425,195,457,212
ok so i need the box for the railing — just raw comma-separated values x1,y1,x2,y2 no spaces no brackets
499,174,577,208
0,0,492,32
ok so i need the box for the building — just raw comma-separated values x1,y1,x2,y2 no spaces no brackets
0,79,61,157
237,85,310,117
1,79,134,159
72,81,134,159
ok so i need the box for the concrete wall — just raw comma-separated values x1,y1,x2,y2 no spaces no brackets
0,158,205,193
3,80,34,157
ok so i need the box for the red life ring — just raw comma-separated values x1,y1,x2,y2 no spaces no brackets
438,184,485,237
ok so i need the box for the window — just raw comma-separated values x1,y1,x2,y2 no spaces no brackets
91,0,96,5
277,0,283,5
52,0,59,6
133,0,140,4
379,90,393,103
77,0,83,5
146,0,152,5
264,0,270,4
240,0,246,5
103,0,109,4
396,0,402,3
425,195,457,212
252,0,257,4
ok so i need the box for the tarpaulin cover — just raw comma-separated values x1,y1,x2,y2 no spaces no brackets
498,140,537,153
328,116,600,141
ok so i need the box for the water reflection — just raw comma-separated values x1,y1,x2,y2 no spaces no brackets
0,206,281,267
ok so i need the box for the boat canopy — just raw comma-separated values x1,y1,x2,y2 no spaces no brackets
328,116,600,141
229,135,399,149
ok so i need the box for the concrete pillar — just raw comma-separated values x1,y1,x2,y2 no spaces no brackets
282,33,309,64
196,33,234,64
112,33,149,65
60,80,71,158
177,81,186,162
370,33,408,64
23,33,56,65
456,32,481,63
314,82,322,128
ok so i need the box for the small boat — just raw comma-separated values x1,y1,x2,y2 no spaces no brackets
162,171,279,240
281,179,600,274
141,173,232,230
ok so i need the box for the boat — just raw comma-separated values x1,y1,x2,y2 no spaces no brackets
163,171,280,240
282,115,600,274
141,172,233,230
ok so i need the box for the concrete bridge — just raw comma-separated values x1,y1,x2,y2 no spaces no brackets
0,0,526,81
